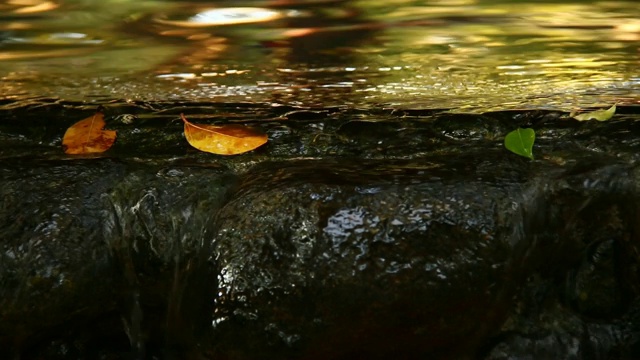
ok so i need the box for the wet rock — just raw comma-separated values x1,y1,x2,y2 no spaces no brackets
0,158,236,359
483,163,640,360
209,156,543,359
2,104,640,359
0,159,126,356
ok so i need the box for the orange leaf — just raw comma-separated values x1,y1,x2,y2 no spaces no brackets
181,114,267,155
62,109,116,154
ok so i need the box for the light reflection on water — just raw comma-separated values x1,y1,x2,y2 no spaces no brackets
0,0,639,111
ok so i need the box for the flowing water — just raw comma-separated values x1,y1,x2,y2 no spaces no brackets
1,0,639,112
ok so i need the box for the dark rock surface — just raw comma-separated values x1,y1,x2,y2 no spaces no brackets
0,158,236,359
2,103,640,359
209,156,533,359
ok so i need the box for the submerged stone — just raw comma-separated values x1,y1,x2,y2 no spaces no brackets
2,105,640,358
0,158,235,359
484,162,640,360
209,155,544,359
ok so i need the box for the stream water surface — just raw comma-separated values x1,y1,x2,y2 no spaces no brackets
1,0,639,112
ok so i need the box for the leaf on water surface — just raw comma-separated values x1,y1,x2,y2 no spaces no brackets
504,128,535,160
62,108,116,154
181,114,268,155
572,104,616,121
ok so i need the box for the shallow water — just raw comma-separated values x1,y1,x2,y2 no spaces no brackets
1,0,639,112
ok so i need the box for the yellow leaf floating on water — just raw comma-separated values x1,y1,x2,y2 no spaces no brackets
181,114,268,155
572,104,616,122
62,108,116,154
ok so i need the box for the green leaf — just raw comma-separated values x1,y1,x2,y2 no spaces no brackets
504,128,535,160
573,104,616,121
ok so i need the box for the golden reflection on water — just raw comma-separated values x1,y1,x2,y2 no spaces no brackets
2,0,58,14
0,0,638,111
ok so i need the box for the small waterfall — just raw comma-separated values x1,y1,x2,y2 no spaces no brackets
100,167,230,359
102,191,146,359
